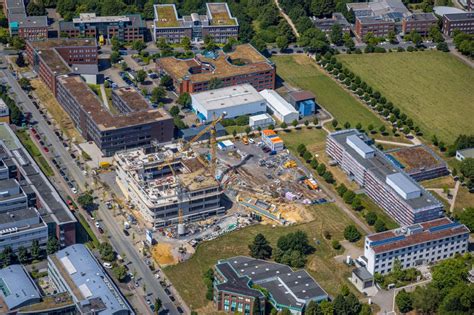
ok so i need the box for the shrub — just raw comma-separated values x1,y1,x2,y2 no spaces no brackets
344,225,361,242
332,240,341,250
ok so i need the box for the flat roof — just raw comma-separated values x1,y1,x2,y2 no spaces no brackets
8,14,48,27
457,148,474,158
154,4,180,28
38,49,71,76
443,12,474,20
353,267,373,281
250,113,273,121
192,84,264,110
404,12,437,21
386,145,446,173
215,262,264,298
51,244,133,314
28,38,97,49
219,256,328,310
433,6,465,16
0,265,40,310
367,217,470,253
260,89,298,117
386,172,421,199
113,87,150,112
207,2,237,26
288,90,316,102
329,129,442,211
73,13,130,24
157,44,273,84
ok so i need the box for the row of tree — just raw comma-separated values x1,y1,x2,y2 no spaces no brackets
0,238,59,268
0,85,24,125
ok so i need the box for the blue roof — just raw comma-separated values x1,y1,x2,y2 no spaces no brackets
52,244,133,315
0,265,40,310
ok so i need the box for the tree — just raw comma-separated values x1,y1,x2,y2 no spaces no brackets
280,122,288,129
457,207,474,231
279,308,292,315
365,212,377,226
332,240,341,250
344,225,361,242
249,233,273,260
245,126,251,135
169,105,180,117
438,282,474,314
0,247,14,267
131,40,146,52
387,31,397,44
27,0,46,16
374,219,387,232
136,69,147,84
368,124,374,133
177,92,191,108
342,190,355,204
181,36,191,50
16,53,26,67
112,265,127,282
19,78,31,91
305,300,322,315
160,75,173,89
31,239,40,260
351,197,363,211
77,193,94,210
313,117,319,126
208,77,223,90
297,144,307,156
332,119,338,128
311,0,336,17
18,246,29,263
432,256,469,293
291,119,298,128
310,158,319,169
396,289,413,313
330,23,344,46
46,237,59,255
276,35,289,51
150,86,166,104
154,298,162,314
99,242,116,262
410,30,423,47
303,151,313,162
110,51,121,64
379,125,386,134
356,122,362,130
343,33,355,50
412,285,440,314
316,163,326,176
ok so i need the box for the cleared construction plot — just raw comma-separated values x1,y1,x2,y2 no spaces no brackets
164,203,363,311
337,52,474,144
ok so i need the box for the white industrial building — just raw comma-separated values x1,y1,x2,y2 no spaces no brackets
191,84,266,121
259,89,299,124
361,217,469,275
217,140,236,151
249,113,275,129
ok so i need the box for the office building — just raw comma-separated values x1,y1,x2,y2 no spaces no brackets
56,76,173,157
0,123,76,250
0,264,41,313
402,13,438,35
259,89,299,124
48,244,134,315
59,13,146,42
214,256,329,315
326,129,444,226
156,44,275,94
442,12,474,36
191,84,266,121
354,17,395,39
25,38,98,96
114,145,224,227
153,3,239,43
362,217,469,275
3,0,48,40
385,145,449,182
312,13,351,35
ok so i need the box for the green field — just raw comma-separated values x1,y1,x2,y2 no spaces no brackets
337,52,474,144
164,203,363,311
272,55,386,129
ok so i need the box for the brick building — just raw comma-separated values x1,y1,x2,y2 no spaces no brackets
153,3,239,43
4,0,48,40
355,17,395,39
312,13,351,35
442,12,474,36
402,13,438,35
156,44,275,94
59,13,147,42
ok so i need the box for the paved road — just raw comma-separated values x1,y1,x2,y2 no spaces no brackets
1,67,180,315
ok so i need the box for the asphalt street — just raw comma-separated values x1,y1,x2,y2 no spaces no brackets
1,67,180,315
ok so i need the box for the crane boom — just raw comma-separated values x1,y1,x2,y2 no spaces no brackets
182,113,226,151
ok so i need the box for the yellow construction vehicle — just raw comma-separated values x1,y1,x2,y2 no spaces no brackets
98,35,106,46
284,160,297,168
242,136,249,145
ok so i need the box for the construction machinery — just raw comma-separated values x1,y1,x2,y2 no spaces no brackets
284,160,297,168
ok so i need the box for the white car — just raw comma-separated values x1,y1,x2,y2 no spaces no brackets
103,262,112,269
71,187,78,194
95,222,101,229
249,138,255,144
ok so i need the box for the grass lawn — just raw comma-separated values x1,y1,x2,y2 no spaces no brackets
164,203,363,311
272,55,387,129
421,176,456,189
337,52,474,144
15,130,54,177
358,194,399,230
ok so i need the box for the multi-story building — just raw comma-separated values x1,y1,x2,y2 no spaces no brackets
153,2,239,43
0,264,41,313
25,38,98,96
402,13,438,35
214,256,329,315
326,129,444,226
442,12,474,36
362,217,470,275
3,0,48,40
157,44,275,94
0,99,9,123
48,244,135,315
355,17,395,39
59,13,147,42
312,13,351,35
114,146,224,227
0,123,76,250
56,76,173,157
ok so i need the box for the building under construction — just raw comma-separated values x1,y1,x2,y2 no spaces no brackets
114,145,224,227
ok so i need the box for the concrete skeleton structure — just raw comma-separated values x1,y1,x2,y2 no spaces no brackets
0,123,76,251
153,2,239,43
214,256,329,315
326,129,443,226
361,217,470,275
156,44,276,94
48,244,134,315
191,84,266,121
3,0,48,40
114,145,224,227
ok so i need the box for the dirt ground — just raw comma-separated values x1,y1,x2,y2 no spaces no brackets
151,243,178,266
30,79,84,142
277,203,314,223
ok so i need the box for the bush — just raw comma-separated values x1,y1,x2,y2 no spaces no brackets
344,225,361,242
407,46,416,52
365,211,377,226
332,240,341,250
374,219,387,232
343,190,356,204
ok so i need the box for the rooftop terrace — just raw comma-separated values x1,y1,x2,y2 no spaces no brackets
155,4,180,28
386,145,445,173
207,2,237,26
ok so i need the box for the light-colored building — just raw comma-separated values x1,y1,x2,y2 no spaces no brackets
362,217,469,275
114,146,224,227
326,129,443,226
456,148,474,161
48,244,134,315
261,129,284,152
0,98,9,123
217,140,235,151
191,84,266,121
259,89,299,124
249,113,275,129
351,267,374,292
0,264,41,312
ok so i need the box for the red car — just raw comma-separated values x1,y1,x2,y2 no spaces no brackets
43,147,49,153
31,128,37,134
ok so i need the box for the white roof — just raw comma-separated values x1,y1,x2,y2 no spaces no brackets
221,140,234,146
250,113,273,121
192,84,264,110
259,90,298,117
433,6,465,16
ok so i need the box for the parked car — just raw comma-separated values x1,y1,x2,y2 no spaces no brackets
103,262,112,269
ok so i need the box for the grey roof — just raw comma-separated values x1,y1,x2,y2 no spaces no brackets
51,244,134,315
8,14,48,28
219,256,328,310
353,267,373,281
215,262,265,298
0,265,40,310
313,13,350,29
457,148,474,159
179,123,226,139
71,63,99,75
357,16,395,24
0,207,39,225
347,134,375,157
0,178,18,190
444,12,474,21
404,13,437,21
386,173,421,198
192,84,264,111
329,129,442,211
